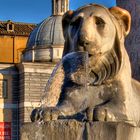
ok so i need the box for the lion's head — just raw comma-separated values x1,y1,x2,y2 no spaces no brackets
62,4,131,85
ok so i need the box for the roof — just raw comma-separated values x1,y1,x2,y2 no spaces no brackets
0,20,36,36
23,15,64,62
26,15,64,49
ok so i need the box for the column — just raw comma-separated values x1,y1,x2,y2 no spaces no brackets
117,0,140,81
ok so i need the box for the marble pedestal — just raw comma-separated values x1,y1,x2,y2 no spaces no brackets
20,120,140,140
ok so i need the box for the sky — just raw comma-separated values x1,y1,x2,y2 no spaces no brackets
0,0,116,23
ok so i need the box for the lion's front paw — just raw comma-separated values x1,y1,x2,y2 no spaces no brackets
30,108,43,122
30,107,61,122
42,107,60,121
93,107,116,122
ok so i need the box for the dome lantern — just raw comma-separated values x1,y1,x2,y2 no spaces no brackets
22,0,69,63
52,0,69,15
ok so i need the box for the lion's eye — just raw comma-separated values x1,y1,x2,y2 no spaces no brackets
70,17,82,37
70,16,82,26
95,17,105,28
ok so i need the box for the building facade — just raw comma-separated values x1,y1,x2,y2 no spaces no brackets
0,20,36,140
0,20,35,63
0,0,68,139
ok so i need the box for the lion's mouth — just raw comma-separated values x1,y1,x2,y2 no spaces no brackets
87,49,120,86
78,45,99,58
88,54,93,58
76,44,120,85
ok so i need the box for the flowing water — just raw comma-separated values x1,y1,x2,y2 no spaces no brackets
40,51,89,106
26,53,93,140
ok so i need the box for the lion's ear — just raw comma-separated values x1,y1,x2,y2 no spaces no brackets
109,7,131,36
62,10,74,37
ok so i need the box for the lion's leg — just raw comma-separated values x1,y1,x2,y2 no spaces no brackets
31,107,62,122
86,107,94,121
93,105,117,122
41,107,61,121
93,102,128,122
30,99,79,122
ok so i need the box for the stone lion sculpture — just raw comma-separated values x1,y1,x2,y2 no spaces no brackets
31,4,140,126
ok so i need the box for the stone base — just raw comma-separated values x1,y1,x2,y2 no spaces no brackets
20,120,140,140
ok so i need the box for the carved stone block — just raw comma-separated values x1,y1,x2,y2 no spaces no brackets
20,120,140,140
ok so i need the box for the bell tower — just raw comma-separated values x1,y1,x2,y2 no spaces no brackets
52,0,69,15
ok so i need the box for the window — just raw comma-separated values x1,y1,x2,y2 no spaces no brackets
0,80,8,98
7,20,14,32
9,24,13,30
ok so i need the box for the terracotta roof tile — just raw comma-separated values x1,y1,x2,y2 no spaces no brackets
0,20,36,36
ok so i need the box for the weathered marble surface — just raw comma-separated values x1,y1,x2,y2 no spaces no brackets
117,0,140,81
31,4,140,127
20,120,140,140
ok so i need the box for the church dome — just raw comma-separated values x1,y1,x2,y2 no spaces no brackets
22,0,69,62
27,15,64,48
22,15,64,62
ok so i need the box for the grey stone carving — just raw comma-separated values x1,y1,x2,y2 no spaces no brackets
31,4,140,127
21,121,140,140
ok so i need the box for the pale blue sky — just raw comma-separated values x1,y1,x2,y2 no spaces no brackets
0,0,116,23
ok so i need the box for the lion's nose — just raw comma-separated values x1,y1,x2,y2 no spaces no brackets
78,39,90,52
78,35,90,47
78,27,91,45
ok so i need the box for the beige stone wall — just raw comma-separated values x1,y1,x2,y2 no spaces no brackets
14,36,28,63
0,35,28,63
0,64,19,139
17,62,56,123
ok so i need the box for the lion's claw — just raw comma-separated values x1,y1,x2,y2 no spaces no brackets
94,107,116,122
30,107,60,122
